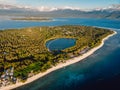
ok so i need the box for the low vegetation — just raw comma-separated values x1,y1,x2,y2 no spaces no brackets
11,17,52,21
0,25,114,80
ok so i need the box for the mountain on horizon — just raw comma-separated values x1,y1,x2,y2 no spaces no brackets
0,4,120,20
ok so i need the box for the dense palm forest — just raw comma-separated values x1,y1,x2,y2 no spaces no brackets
0,25,113,80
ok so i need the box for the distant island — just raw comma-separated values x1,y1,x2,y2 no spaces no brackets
11,17,53,21
0,25,116,89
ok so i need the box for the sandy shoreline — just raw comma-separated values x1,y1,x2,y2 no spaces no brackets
0,31,117,90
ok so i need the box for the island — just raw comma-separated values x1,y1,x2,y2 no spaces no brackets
0,25,116,89
11,17,53,22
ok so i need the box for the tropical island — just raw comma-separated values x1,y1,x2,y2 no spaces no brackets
0,25,116,89
11,17,53,22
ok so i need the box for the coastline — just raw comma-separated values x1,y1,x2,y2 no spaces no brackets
0,31,117,90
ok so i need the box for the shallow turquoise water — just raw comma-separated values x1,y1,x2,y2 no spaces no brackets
46,38,76,51
0,17,120,90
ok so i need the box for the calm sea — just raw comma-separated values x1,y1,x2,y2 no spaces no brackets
0,17,120,90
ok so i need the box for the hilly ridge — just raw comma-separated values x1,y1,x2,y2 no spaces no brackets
0,4,120,20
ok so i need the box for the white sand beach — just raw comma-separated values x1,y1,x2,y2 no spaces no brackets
0,31,117,90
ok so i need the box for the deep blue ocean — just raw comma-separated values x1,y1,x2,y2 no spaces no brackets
0,17,120,90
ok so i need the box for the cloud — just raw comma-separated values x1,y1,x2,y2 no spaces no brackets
35,6,58,11
0,0,17,4
34,6,81,11
61,6,80,10
0,0,81,11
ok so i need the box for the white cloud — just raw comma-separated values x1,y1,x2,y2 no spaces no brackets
35,6,58,11
0,2,82,12
62,6,80,10
34,6,81,11
0,0,16,5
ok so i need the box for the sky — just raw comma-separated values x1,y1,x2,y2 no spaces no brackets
0,0,120,10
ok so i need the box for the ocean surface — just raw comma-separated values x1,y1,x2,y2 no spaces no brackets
0,17,120,90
